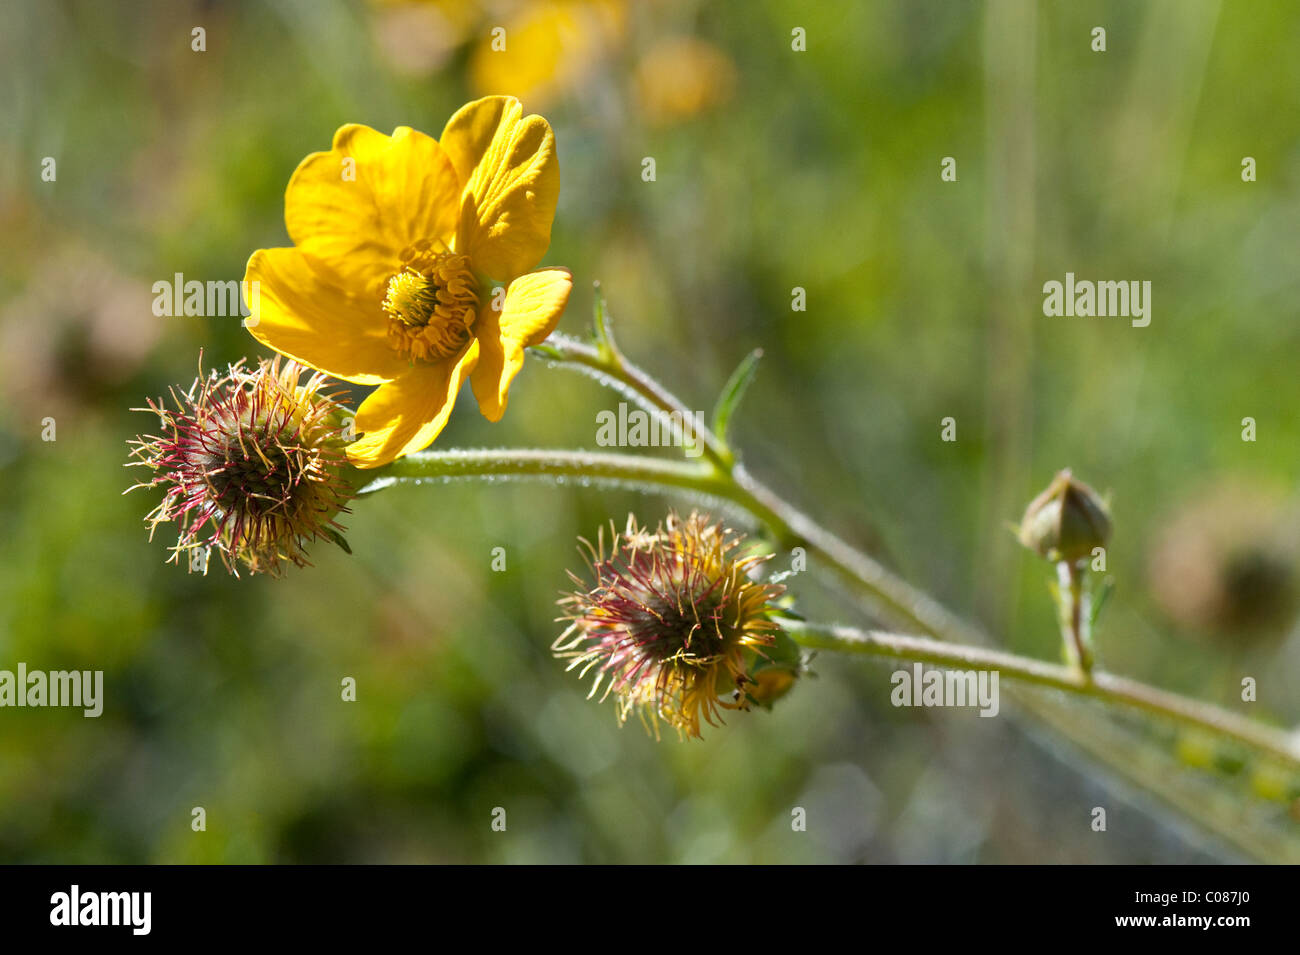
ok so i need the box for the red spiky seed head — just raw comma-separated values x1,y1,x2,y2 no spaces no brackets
126,356,356,577
554,510,788,739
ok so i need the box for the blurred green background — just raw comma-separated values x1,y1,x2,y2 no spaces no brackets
2,0,1299,863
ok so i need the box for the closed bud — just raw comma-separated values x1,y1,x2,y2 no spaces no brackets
1017,469,1111,564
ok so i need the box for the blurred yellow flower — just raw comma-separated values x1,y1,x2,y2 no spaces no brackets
469,0,625,108
635,36,736,125
369,1,731,123
243,96,571,468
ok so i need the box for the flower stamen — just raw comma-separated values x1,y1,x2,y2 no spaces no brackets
382,241,480,362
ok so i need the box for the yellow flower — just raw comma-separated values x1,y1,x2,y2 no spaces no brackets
243,96,572,468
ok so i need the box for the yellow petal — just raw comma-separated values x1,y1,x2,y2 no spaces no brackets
347,340,480,468
243,247,408,385
440,96,559,282
285,124,461,294
471,268,571,421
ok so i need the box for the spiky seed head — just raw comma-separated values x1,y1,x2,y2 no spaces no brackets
554,510,788,739
126,356,356,577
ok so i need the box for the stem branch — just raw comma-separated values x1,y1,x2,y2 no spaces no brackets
782,620,1297,767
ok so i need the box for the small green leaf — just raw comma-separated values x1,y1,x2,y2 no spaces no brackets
769,604,806,622
325,528,352,554
711,348,763,445
590,281,616,359
1090,575,1115,629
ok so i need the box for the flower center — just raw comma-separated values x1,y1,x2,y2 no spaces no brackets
201,426,297,514
383,241,480,362
615,554,729,661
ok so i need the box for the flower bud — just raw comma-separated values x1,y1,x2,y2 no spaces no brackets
1017,469,1111,564
742,662,801,708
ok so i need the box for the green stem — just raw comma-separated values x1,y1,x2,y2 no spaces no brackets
362,447,729,499
539,332,735,473
782,620,1298,769
1056,559,1094,677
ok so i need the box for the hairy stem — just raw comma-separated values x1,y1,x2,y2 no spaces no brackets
361,447,729,499
540,333,735,473
1056,559,1094,676
782,620,1297,769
